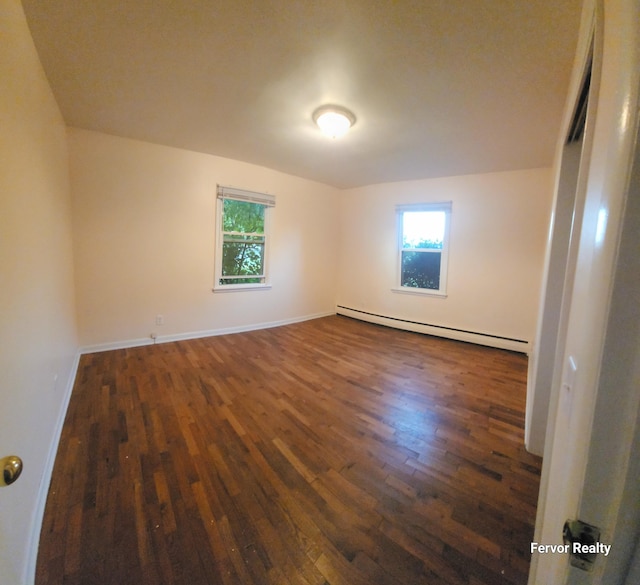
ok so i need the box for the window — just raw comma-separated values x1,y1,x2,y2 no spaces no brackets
214,185,275,291
395,202,451,296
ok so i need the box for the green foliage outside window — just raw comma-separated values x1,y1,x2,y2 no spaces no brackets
402,237,442,249
401,251,441,289
220,199,266,285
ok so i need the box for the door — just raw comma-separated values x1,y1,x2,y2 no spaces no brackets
529,0,640,583
574,76,640,585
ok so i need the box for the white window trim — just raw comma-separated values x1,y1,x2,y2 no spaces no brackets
213,185,274,293
392,202,451,297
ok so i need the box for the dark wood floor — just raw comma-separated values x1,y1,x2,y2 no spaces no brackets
36,315,541,585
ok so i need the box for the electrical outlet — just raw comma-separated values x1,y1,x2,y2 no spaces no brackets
156,314,164,326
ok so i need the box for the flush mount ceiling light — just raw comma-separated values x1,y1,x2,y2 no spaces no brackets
312,105,356,138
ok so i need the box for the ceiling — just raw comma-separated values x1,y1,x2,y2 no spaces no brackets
21,0,583,189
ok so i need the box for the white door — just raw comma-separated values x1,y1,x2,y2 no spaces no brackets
572,80,640,585
529,0,640,583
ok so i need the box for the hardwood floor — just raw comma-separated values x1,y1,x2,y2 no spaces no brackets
36,315,542,585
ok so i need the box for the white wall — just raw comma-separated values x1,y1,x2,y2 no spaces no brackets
70,131,554,354
69,128,340,349
336,169,553,351
0,1,79,583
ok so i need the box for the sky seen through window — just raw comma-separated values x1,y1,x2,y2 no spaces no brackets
402,211,445,248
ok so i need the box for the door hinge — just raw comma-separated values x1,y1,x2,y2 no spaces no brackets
563,519,602,571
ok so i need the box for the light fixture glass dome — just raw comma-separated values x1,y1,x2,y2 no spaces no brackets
313,105,356,138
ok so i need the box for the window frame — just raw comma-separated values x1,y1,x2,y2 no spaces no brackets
393,202,452,297
213,185,275,293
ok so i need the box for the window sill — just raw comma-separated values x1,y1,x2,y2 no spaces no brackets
213,284,272,293
391,287,447,298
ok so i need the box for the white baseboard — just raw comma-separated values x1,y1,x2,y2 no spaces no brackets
79,311,336,354
336,305,530,354
25,350,81,585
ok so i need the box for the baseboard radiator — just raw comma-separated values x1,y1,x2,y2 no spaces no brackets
335,305,529,354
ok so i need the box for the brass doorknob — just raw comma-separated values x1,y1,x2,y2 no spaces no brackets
0,455,23,487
